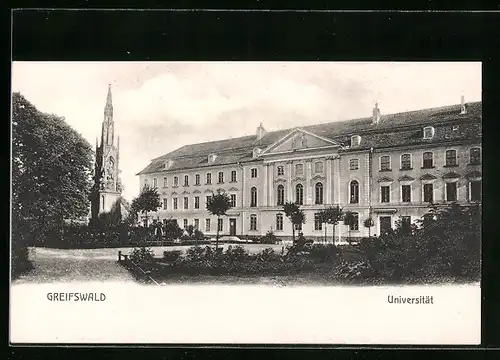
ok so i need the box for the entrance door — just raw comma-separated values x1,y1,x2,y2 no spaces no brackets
229,218,237,236
379,216,392,235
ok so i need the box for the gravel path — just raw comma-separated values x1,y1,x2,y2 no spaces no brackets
12,247,136,284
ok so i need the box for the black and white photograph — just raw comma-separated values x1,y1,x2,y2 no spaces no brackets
10,61,481,344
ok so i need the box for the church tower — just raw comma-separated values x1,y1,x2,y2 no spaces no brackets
91,84,123,221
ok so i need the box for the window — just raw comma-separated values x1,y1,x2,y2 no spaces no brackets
163,177,168,187
251,168,258,178
250,215,257,231
422,152,434,168
163,198,168,210
173,198,178,210
183,197,189,209
295,223,302,231
401,216,411,227
295,163,304,175
173,176,179,186
277,166,284,176
349,213,359,231
381,186,390,203
445,150,457,166
349,159,359,170
423,183,434,203
446,182,457,201
315,182,323,205
401,154,412,170
218,171,224,184
230,194,236,207
231,170,237,182
350,181,359,204
314,213,323,231
182,175,188,186
194,219,199,230
470,148,481,165
295,184,304,205
380,155,391,171
205,219,211,232
206,173,212,185
183,219,188,229
401,185,411,202
315,162,324,173
153,178,158,188
218,218,223,232
423,126,435,139
206,196,211,206
277,185,285,206
194,196,200,209
208,154,217,163
470,181,481,201
144,179,149,187
250,187,257,207
195,174,200,185
351,135,361,147
276,214,283,231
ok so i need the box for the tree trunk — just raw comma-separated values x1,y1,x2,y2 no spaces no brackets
332,223,336,245
216,215,220,251
324,225,327,244
292,224,295,245
368,226,371,240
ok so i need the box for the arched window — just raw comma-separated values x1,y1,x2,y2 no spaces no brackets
250,187,257,207
195,174,200,185
277,185,285,206
218,171,224,183
350,180,359,204
315,182,323,204
295,184,304,205
183,175,189,186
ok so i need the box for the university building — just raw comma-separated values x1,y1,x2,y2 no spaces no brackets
136,97,481,240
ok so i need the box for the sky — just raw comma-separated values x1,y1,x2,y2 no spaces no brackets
11,61,482,201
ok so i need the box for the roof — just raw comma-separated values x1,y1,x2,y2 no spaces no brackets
137,101,482,175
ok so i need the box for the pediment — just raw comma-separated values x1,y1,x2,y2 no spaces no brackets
377,176,394,183
311,174,326,181
228,187,239,192
466,170,482,179
420,173,437,181
292,176,306,182
273,178,287,184
182,190,190,195
204,189,213,193
398,175,415,182
192,189,201,194
260,128,340,155
442,172,461,179
171,191,178,195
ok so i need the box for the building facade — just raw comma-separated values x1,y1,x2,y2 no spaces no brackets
137,98,481,241
91,85,123,221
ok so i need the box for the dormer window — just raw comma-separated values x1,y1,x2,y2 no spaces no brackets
208,154,217,163
423,126,435,140
164,159,173,169
253,148,261,158
351,135,361,147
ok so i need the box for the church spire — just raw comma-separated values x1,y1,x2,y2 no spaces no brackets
104,83,113,120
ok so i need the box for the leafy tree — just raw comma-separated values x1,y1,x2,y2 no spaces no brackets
206,190,233,250
164,219,184,240
186,225,195,238
12,92,93,267
363,217,375,239
316,209,329,243
343,211,357,243
283,202,306,244
130,185,161,228
322,205,344,244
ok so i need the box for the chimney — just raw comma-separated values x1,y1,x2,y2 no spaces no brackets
460,95,467,114
256,122,267,140
372,102,381,125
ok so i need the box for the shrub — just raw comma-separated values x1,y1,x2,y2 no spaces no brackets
193,229,205,240
163,250,183,262
256,248,281,262
308,244,340,263
180,234,191,241
186,246,207,262
224,245,248,261
259,231,279,244
131,246,155,264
